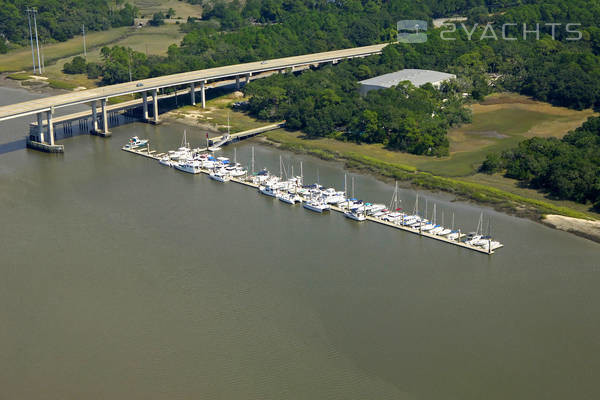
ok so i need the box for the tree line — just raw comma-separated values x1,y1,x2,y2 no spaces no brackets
481,117,600,210
59,0,600,160
0,0,137,53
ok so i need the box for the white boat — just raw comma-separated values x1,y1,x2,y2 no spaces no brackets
278,192,302,204
123,136,148,149
429,226,444,235
209,169,231,182
437,228,452,236
321,188,346,204
158,155,173,167
303,199,330,213
174,160,202,174
259,185,279,197
447,231,460,241
225,163,247,177
344,209,366,221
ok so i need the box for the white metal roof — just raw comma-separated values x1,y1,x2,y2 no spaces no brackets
359,69,456,88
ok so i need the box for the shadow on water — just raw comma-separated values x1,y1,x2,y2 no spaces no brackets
0,138,26,155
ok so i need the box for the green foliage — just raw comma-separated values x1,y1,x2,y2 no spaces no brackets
149,11,165,27
63,55,86,74
481,117,600,206
0,1,138,45
243,57,469,156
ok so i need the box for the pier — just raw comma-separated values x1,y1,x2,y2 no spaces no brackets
123,144,503,255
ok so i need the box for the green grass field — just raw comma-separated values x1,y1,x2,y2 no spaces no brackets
0,27,131,73
255,92,598,218
261,93,595,178
133,0,202,19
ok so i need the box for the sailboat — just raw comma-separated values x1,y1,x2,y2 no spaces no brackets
385,181,403,222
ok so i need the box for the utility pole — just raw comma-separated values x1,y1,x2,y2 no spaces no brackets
26,8,36,74
32,8,42,74
128,51,133,82
82,24,87,59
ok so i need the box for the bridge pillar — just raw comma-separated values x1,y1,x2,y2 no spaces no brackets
37,112,44,143
46,110,54,146
236,76,240,90
100,98,111,136
190,83,196,106
245,73,251,85
91,101,99,133
152,89,160,124
142,92,149,121
201,81,206,109
25,109,63,153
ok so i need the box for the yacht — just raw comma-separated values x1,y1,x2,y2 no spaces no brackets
209,169,231,182
158,155,173,167
259,184,279,197
123,136,148,149
174,160,202,174
303,199,330,213
344,207,366,221
437,228,452,236
278,192,302,205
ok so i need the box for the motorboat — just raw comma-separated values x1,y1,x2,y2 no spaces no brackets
259,184,279,197
344,209,366,221
123,136,148,149
209,169,231,182
303,199,330,213
174,160,202,174
158,155,173,167
437,228,452,236
278,192,302,205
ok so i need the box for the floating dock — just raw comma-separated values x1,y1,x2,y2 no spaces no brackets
123,145,503,255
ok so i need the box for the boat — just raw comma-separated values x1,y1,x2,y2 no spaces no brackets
123,136,148,149
174,160,202,174
158,155,173,167
278,192,302,205
259,184,279,197
303,199,330,213
345,206,366,221
209,169,231,182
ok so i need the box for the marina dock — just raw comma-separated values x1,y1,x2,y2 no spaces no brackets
123,145,502,255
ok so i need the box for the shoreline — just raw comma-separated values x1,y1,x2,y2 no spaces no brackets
2,80,598,243
256,134,600,244
0,73,70,96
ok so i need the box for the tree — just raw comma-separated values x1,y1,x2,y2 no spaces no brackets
149,12,165,26
63,56,87,74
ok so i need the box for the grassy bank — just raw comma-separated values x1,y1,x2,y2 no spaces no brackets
263,129,597,221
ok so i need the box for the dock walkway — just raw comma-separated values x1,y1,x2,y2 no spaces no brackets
123,145,502,255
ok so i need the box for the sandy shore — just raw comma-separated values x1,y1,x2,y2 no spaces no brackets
542,215,600,243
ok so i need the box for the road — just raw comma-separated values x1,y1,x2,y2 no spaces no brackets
0,43,388,122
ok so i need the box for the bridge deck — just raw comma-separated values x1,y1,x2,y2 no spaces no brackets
0,43,387,122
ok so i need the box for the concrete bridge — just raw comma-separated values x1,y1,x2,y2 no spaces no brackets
0,43,388,152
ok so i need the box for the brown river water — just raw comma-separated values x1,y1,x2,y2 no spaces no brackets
0,87,598,399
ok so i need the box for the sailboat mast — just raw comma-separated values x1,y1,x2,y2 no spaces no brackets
251,147,255,175
279,155,282,179
300,161,303,185
234,147,237,164
351,176,355,198
344,174,347,197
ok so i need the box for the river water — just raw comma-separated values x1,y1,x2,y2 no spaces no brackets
0,86,598,399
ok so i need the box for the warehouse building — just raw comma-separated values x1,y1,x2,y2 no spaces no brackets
358,69,456,95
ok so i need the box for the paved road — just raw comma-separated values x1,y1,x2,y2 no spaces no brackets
0,43,388,122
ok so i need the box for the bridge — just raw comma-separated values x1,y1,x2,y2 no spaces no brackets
0,43,388,152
